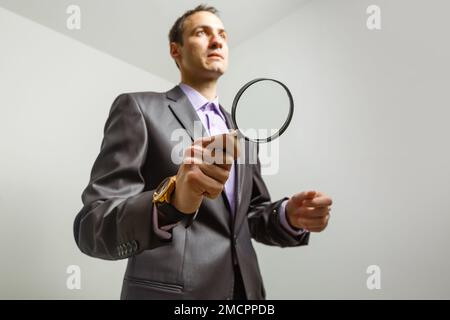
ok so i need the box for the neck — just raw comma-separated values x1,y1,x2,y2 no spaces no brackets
180,76,218,101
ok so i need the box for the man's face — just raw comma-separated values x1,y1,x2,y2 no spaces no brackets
171,11,229,80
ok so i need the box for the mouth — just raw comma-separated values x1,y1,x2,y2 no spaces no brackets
207,53,224,59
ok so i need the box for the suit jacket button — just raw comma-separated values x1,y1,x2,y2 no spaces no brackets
119,244,126,256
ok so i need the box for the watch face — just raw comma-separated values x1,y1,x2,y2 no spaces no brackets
155,178,170,196
156,178,170,194
153,176,175,202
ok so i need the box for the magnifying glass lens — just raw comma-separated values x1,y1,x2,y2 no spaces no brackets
232,78,294,143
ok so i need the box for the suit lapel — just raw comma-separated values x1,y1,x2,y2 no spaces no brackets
166,86,232,231
166,86,208,141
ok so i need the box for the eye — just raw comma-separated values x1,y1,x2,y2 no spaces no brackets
196,30,206,36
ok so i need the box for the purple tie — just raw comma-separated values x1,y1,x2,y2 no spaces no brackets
202,103,236,215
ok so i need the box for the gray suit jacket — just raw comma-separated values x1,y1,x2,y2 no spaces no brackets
73,85,310,300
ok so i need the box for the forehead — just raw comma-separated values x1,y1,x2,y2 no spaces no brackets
183,11,225,32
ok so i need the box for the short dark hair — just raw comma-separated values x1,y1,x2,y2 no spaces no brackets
168,4,219,45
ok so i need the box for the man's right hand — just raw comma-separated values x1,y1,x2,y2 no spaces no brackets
170,131,240,214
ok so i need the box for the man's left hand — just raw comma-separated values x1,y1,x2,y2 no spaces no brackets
285,190,333,232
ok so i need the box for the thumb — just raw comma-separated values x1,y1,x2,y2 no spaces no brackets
290,190,316,207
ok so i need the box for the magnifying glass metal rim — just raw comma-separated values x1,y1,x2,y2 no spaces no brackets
231,78,294,143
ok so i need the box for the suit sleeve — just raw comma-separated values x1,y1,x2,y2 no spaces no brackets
73,94,181,261
247,157,310,247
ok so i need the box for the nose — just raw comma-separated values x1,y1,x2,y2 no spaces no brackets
209,33,223,50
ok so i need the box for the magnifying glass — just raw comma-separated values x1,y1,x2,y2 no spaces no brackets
231,78,294,143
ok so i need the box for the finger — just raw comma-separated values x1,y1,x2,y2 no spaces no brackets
198,163,230,185
192,135,215,148
302,196,333,208
195,170,224,199
307,215,330,232
183,144,206,164
307,226,327,233
296,215,329,231
183,156,203,166
292,206,329,219
213,130,238,151
185,145,234,167
205,132,240,160
203,148,235,166
290,190,317,207
214,162,232,171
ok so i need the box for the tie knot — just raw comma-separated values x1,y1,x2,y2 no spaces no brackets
203,102,219,113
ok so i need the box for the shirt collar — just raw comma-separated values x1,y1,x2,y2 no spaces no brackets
179,83,222,115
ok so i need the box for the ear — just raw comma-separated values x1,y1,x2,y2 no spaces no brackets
170,42,181,61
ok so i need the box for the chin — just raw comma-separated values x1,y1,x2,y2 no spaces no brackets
203,66,226,76
212,67,225,73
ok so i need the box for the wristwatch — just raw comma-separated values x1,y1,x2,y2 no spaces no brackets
153,175,177,205
153,176,192,224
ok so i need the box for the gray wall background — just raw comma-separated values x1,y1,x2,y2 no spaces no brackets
1,0,449,299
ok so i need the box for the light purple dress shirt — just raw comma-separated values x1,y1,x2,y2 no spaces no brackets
153,83,305,238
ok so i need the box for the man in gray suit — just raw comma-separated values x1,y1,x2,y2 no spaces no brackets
74,5,333,300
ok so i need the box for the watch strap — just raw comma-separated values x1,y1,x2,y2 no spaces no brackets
156,201,194,225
